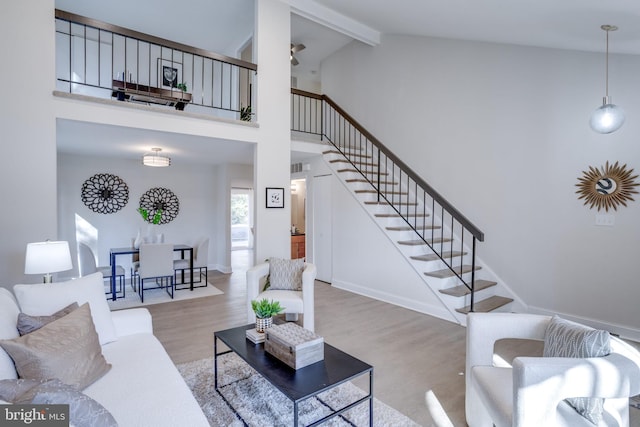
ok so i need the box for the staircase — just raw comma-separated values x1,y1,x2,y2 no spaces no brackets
291,89,523,325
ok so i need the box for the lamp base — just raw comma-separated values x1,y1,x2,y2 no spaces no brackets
43,273,53,283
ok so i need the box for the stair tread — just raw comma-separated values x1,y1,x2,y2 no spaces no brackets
347,179,398,185
410,251,465,261
424,265,480,278
323,150,371,159
439,280,497,297
387,225,440,231
456,295,514,314
358,189,408,195
337,168,389,176
367,201,418,206
329,159,378,167
399,238,452,246
375,212,428,217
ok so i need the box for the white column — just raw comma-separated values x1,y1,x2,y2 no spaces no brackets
253,0,291,263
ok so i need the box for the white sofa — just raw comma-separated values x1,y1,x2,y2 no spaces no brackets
0,273,209,427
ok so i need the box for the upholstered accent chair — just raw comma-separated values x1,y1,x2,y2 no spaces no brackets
246,259,316,332
466,312,640,427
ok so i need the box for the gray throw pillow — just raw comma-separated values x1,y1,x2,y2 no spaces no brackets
0,378,117,427
0,303,111,390
268,257,304,291
543,315,610,424
17,302,79,336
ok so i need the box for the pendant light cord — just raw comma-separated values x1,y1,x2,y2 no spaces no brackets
605,28,609,98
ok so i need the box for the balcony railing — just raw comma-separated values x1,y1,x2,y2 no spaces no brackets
55,9,256,119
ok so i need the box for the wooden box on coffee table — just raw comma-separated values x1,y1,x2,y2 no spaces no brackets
265,323,324,369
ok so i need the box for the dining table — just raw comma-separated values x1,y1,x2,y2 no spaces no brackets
108,244,194,301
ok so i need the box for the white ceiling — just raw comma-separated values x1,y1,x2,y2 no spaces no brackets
57,0,640,166
57,120,255,165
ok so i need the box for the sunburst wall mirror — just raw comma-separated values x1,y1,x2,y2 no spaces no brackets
575,161,639,211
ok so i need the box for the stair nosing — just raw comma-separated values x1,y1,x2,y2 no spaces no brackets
424,265,480,278
455,295,513,314
439,280,497,297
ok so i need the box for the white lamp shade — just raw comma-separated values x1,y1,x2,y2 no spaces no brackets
590,103,625,134
24,241,73,274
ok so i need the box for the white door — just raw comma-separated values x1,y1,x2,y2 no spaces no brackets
313,174,333,282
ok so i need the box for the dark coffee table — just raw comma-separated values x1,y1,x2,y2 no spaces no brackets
214,324,373,426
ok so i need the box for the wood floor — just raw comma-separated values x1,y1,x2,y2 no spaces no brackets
143,250,639,427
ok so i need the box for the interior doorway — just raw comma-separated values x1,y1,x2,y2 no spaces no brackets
290,178,306,234
231,188,253,250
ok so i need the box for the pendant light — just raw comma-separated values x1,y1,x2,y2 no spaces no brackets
589,25,625,134
142,147,171,167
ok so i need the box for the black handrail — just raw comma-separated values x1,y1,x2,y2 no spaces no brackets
321,94,484,242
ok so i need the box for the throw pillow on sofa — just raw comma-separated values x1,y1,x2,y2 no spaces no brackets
13,272,117,345
543,315,611,424
0,303,111,390
0,378,117,427
17,302,79,336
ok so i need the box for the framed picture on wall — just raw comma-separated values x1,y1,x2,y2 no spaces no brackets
266,187,285,208
158,59,182,89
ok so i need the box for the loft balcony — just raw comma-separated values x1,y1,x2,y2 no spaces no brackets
55,10,256,120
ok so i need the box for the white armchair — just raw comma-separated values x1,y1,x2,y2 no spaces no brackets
246,261,316,332
466,312,640,427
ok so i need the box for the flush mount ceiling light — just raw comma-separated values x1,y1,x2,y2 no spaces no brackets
143,147,171,167
590,25,625,134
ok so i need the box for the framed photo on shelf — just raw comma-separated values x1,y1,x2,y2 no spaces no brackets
158,59,182,89
265,187,285,208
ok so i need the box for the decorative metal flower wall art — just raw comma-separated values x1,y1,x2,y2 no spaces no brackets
575,161,639,211
81,173,129,214
139,187,179,224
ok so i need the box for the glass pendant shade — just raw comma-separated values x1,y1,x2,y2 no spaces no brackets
590,97,625,134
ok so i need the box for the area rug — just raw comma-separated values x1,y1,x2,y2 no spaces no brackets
107,280,223,310
178,353,420,427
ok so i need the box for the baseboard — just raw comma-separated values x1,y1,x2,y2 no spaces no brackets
528,305,640,343
213,264,232,274
331,279,457,324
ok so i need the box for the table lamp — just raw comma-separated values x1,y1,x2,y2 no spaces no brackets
24,240,73,283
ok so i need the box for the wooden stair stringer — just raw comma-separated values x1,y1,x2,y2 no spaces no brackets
322,150,525,326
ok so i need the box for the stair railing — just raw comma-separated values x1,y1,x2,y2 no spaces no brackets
292,89,484,311
55,9,256,118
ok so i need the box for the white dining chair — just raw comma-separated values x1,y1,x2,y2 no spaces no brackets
77,242,126,299
137,243,174,303
174,237,209,289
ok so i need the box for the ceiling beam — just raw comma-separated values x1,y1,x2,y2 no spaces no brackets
288,0,380,46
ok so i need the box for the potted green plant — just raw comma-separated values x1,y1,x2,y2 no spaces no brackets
134,208,163,248
251,298,284,332
240,105,253,122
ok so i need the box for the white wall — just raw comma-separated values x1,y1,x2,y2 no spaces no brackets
330,175,455,321
57,153,248,277
1,0,57,286
321,35,640,337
